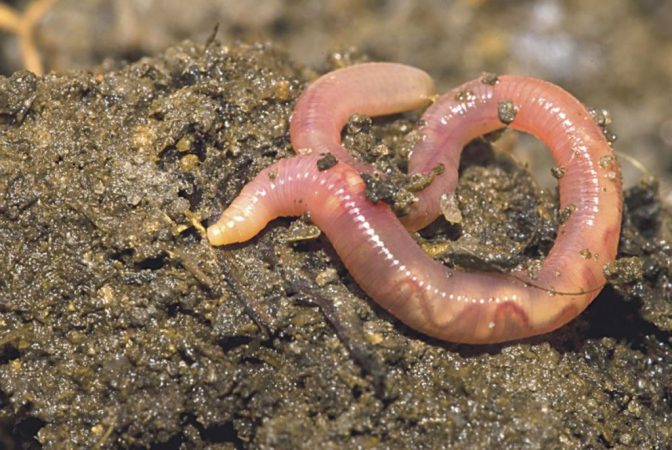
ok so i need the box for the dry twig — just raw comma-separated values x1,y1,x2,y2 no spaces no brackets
0,0,59,75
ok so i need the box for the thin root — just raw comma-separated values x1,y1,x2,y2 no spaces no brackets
0,0,59,75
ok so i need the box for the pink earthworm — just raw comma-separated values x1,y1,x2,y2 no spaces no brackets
208,69,622,344
290,62,435,173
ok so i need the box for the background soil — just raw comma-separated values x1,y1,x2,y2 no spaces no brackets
0,0,671,448
2,0,670,196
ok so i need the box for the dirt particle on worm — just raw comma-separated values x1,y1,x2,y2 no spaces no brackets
559,204,576,224
603,128,618,143
588,107,612,127
551,166,566,179
600,155,614,169
316,153,338,171
588,108,618,143
454,89,476,102
405,163,444,192
481,72,499,85
497,100,518,124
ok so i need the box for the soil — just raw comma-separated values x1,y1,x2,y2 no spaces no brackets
0,1,671,449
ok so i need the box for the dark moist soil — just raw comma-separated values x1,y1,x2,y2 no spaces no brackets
0,41,671,449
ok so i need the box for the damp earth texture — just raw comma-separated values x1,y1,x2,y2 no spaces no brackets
0,42,671,448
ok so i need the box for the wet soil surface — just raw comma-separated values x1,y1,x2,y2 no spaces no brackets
0,41,671,449
4,0,669,198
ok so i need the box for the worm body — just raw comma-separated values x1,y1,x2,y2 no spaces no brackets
208,69,622,344
290,62,435,172
404,75,622,232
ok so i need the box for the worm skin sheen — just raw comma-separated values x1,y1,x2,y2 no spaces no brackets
290,62,435,173
208,71,623,344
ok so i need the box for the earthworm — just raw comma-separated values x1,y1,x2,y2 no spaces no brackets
290,62,435,173
208,70,622,344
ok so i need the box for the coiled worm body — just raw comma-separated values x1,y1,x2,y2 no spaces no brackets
208,66,623,344
290,63,435,173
